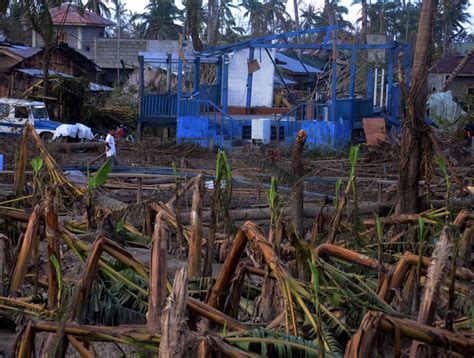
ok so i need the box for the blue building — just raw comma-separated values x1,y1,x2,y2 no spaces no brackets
137,27,411,149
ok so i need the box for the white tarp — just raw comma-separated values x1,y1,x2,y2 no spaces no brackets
53,123,94,140
427,91,465,125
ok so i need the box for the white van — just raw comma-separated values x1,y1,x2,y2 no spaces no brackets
0,98,62,141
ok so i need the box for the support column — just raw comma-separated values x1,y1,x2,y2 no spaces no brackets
138,55,145,140
216,56,223,106
387,47,394,114
330,60,337,122
222,55,229,114
193,56,200,96
167,53,172,94
177,58,183,117
349,47,357,98
349,47,357,128
246,47,255,113
367,68,374,101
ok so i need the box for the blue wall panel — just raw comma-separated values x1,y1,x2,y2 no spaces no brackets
177,116,209,145
302,120,351,149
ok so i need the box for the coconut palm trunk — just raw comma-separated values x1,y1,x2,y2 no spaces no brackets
396,0,438,214
207,0,219,45
361,0,368,42
293,0,300,42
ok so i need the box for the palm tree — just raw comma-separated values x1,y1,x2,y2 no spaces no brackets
184,0,205,50
303,0,353,31
366,0,399,36
128,14,147,39
84,0,111,18
437,0,470,56
136,0,183,40
0,0,31,44
292,0,300,41
261,0,290,33
218,0,244,40
396,0,438,215
110,0,127,37
239,0,289,37
300,4,319,30
207,0,218,45
239,0,265,36
351,0,368,42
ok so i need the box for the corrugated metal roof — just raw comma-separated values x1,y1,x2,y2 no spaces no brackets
430,55,474,75
274,76,297,87
50,4,115,27
17,68,74,78
275,53,322,74
0,45,42,59
89,82,112,92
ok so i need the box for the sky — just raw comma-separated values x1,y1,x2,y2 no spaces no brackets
123,0,474,34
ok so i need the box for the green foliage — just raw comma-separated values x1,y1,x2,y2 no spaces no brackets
88,157,112,190
260,159,297,185
82,269,148,325
50,254,63,305
348,145,360,179
30,157,43,175
267,176,280,224
227,328,339,357
214,150,233,233
334,178,342,207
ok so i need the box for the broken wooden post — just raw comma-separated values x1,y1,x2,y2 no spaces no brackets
148,210,168,333
188,174,204,278
44,185,60,309
159,267,189,358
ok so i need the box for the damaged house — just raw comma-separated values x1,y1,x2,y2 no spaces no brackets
0,41,102,97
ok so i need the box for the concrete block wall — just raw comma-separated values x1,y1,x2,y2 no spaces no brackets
92,39,182,69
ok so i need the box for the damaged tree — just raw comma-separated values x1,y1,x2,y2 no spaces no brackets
396,0,438,214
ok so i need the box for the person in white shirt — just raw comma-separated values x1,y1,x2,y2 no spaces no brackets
105,130,118,166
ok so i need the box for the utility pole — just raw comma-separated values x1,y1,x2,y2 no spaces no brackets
116,1,121,83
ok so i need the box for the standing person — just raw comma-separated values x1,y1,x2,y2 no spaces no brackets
105,129,118,166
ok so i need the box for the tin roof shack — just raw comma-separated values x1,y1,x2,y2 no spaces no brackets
0,43,99,97
32,4,114,54
429,55,474,99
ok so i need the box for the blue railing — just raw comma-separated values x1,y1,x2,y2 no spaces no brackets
276,102,329,133
140,93,177,121
180,98,235,140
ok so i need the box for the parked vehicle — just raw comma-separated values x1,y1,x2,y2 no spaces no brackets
0,98,61,141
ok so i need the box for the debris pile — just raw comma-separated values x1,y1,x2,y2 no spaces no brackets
0,126,472,357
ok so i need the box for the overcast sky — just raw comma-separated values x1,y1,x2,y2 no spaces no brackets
122,0,474,34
